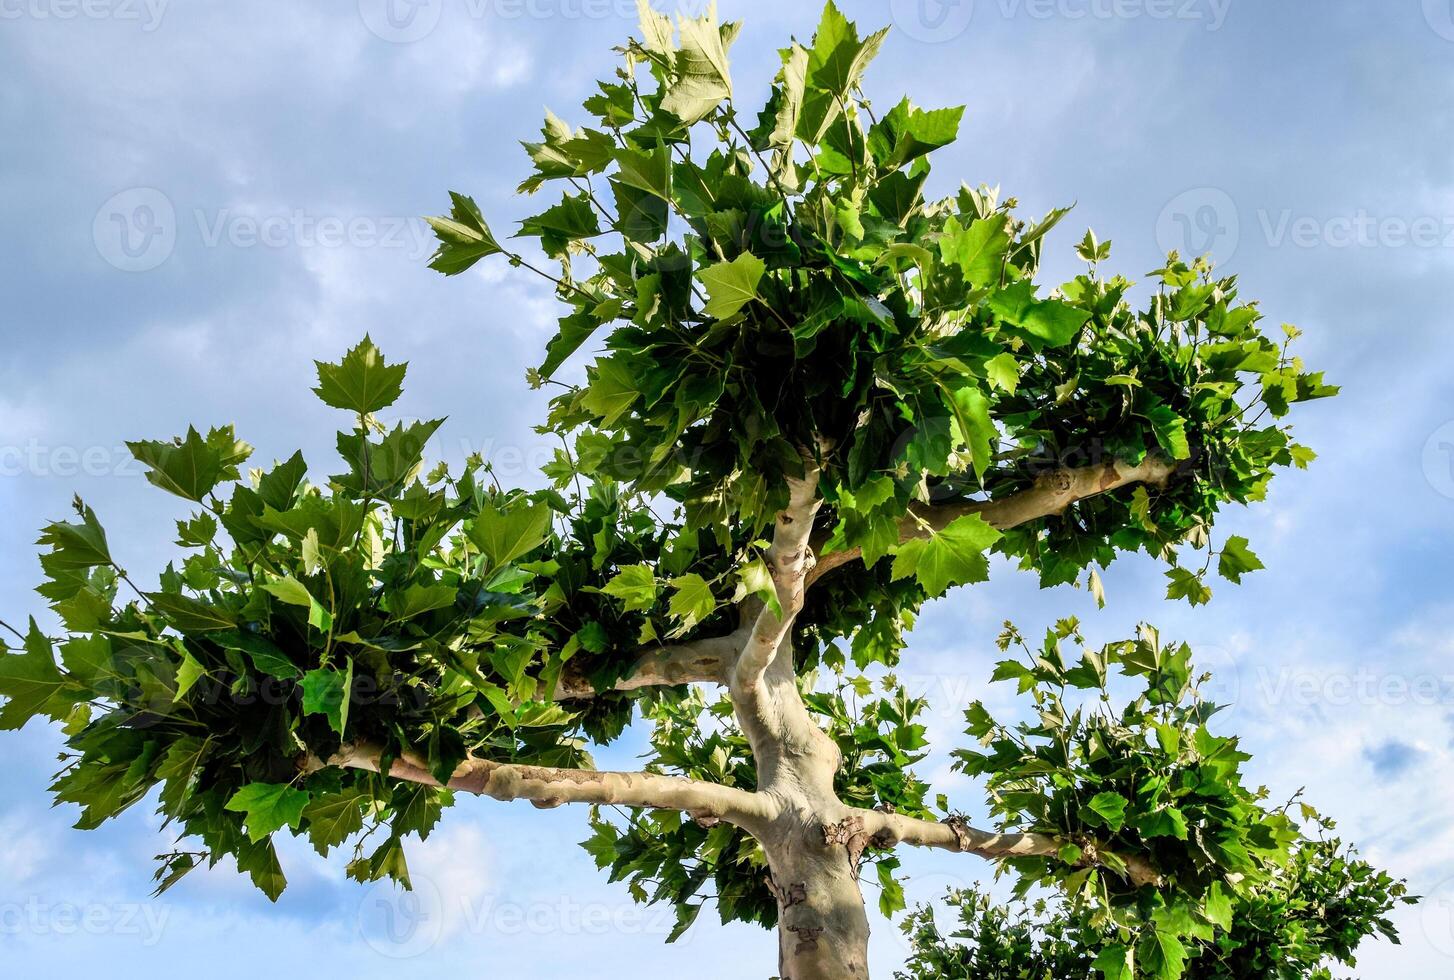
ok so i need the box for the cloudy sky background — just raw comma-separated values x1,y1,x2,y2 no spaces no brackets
3,0,1454,975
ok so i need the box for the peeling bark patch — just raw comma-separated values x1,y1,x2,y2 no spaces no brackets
823,815,871,868
943,814,974,851
766,877,807,908
787,925,823,954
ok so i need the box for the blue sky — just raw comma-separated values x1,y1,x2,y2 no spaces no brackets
3,0,1454,975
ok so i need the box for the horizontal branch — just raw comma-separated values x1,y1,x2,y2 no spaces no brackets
314,741,776,828
808,456,1179,587
859,809,1162,889
554,629,746,700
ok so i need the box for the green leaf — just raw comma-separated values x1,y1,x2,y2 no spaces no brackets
735,558,781,618
301,664,352,737
302,788,368,856
867,98,963,169
173,651,206,702
984,352,1019,393
945,384,995,481
805,1,887,101
668,573,716,633
988,280,1091,348
128,425,253,503
1092,944,1135,980
36,503,113,572
875,858,906,917
144,592,238,633
427,191,504,275
225,782,310,843
1137,928,1187,980
600,564,660,613
699,252,766,320
659,5,736,125
260,576,333,632
0,621,73,730
1165,567,1212,607
518,192,602,258
1139,805,1189,840
236,839,287,901
1084,791,1128,833
940,213,1010,287
466,501,552,571
890,514,1001,597
312,336,408,415
1203,880,1234,931
580,356,642,425
635,0,674,55
213,630,300,680
1146,400,1192,460
1218,535,1265,584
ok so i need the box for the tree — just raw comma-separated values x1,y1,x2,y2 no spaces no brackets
0,3,1379,978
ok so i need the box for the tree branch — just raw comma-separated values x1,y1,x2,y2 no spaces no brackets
807,456,1179,587
859,808,1162,889
313,741,776,829
553,628,747,700
734,460,823,692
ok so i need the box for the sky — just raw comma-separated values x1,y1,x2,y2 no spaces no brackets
2,0,1454,975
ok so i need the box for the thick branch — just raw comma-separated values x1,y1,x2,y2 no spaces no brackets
314,741,776,828
553,629,746,700
860,809,1162,889
808,456,1179,587
734,461,823,691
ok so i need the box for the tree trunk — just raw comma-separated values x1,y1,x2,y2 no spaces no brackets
764,811,872,980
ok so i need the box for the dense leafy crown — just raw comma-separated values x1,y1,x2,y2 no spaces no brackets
1,4,1384,978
